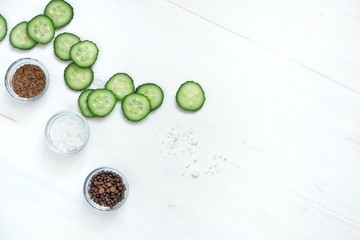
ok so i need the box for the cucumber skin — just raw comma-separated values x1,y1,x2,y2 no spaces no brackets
136,83,164,111
121,93,151,122
78,89,95,118
44,0,74,29
64,63,94,91
54,32,80,61
0,15,7,41
87,89,117,117
9,21,37,50
26,15,55,44
70,40,99,68
176,81,206,112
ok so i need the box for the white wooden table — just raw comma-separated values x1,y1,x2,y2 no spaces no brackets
1,0,360,239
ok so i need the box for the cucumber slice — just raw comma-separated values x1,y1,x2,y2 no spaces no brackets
176,81,205,111
10,21,37,50
87,89,117,117
122,93,151,122
54,32,80,60
0,15,7,41
64,63,93,91
78,89,95,118
136,83,164,111
70,40,99,68
27,15,55,44
105,73,134,100
44,0,74,29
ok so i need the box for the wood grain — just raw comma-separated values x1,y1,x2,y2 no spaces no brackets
0,0,359,239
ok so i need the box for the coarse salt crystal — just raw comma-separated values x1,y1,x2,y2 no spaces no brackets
48,113,88,153
191,170,200,178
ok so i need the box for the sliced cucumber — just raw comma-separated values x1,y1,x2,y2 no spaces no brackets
54,32,80,60
70,40,99,68
122,93,151,122
78,89,95,118
64,63,93,91
105,73,134,100
87,89,117,117
44,0,74,29
0,15,7,41
27,15,55,44
176,81,205,111
10,21,37,50
136,83,164,111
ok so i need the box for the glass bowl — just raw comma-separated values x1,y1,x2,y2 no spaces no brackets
83,167,129,211
45,110,90,155
4,58,50,103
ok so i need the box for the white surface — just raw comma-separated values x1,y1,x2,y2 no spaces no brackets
1,0,360,239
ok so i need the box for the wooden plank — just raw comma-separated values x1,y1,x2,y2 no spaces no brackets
165,0,360,93
0,0,359,239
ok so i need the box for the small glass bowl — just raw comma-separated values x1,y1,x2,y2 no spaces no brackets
83,167,129,212
45,110,90,155
4,58,50,103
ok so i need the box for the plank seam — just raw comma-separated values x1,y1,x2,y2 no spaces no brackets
164,0,360,95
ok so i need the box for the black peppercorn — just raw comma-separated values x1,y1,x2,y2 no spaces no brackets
88,170,126,208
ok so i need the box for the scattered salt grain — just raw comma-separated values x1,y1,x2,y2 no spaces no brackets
160,125,227,178
191,170,200,178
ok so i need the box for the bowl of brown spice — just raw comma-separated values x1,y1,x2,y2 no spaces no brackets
5,58,49,102
83,167,129,212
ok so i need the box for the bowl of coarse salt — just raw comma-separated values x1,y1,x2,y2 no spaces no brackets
45,110,90,155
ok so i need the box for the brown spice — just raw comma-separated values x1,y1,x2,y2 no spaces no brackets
12,64,46,98
88,170,126,208
99,187,105,194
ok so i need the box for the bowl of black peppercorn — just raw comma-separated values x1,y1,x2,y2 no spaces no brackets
83,167,129,211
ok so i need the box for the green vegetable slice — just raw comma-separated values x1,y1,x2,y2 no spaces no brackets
54,32,80,60
44,0,74,29
122,93,151,122
105,73,134,100
136,83,164,111
64,63,93,91
10,22,37,50
78,89,95,118
87,89,117,117
70,40,99,68
176,81,205,111
27,15,55,44
0,14,7,41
